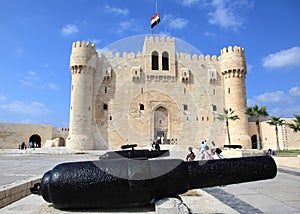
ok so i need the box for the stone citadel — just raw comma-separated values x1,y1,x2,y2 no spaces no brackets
66,35,249,150
0,35,298,151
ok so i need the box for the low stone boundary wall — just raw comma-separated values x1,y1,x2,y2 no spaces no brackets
0,176,41,208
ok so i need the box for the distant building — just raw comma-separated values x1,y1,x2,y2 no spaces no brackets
0,123,68,149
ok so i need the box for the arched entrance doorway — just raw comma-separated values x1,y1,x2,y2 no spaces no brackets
29,134,42,148
153,107,168,141
57,137,65,147
251,135,257,149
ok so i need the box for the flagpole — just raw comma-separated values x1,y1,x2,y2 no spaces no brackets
156,0,158,35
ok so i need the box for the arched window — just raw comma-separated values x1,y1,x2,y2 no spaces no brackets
162,51,169,70
139,104,144,111
152,51,159,70
103,103,108,111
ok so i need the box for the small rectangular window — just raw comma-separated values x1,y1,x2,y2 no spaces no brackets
212,105,217,112
183,104,188,111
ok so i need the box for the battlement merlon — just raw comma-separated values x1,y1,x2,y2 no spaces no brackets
221,46,245,56
70,40,98,71
220,45,247,74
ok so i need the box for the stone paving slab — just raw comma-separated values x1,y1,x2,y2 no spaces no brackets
0,194,155,214
208,170,300,214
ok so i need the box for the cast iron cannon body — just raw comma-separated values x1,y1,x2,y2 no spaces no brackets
31,155,277,209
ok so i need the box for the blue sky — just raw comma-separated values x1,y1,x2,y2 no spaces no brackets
0,0,299,128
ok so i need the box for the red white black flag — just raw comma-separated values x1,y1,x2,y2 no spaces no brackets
151,12,160,28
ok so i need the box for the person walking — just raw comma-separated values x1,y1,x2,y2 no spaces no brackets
213,148,224,159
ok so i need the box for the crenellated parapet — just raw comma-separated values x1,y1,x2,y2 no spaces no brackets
70,40,98,73
221,45,245,55
220,45,246,77
177,52,219,62
144,35,175,45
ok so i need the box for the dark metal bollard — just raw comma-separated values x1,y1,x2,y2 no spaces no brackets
31,156,277,209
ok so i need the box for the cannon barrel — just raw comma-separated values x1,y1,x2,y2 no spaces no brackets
31,156,277,209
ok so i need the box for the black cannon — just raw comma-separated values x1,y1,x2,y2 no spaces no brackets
100,144,170,160
31,156,277,209
224,144,243,149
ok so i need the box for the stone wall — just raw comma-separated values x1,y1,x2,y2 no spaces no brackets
0,123,68,149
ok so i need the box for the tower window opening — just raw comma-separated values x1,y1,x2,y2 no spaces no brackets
213,89,215,95
139,104,144,111
152,51,159,70
105,86,107,93
228,87,231,94
183,104,188,111
212,105,217,112
141,87,144,94
109,116,112,120
103,103,108,111
184,88,186,94
162,51,169,70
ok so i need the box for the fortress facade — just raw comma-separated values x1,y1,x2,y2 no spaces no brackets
66,35,250,150
0,35,298,151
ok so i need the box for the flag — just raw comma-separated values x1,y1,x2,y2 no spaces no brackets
151,12,160,28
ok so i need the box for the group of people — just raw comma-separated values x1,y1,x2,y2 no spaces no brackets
18,141,38,150
186,140,224,161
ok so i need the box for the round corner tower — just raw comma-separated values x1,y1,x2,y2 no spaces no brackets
220,46,251,148
66,41,98,150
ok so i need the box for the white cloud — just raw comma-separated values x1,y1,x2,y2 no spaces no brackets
19,71,40,87
0,95,6,102
208,0,244,29
90,39,101,44
203,31,216,37
116,21,142,34
164,15,188,30
61,24,79,36
247,64,253,73
47,83,59,91
289,86,300,96
169,18,189,30
104,4,129,16
262,47,300,69
182,0,200,6
0,101,50,115
254,91,291,104
269,106,300,118
247,88,300,118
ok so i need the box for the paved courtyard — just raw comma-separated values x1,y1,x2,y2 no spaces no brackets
0,148,300,213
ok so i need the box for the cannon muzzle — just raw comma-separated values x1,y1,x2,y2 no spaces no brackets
31,156,277,209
